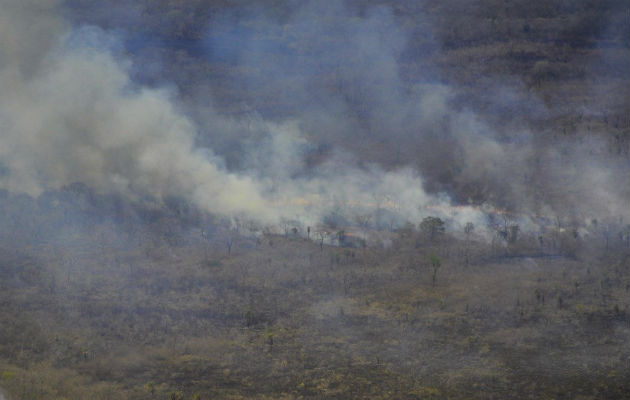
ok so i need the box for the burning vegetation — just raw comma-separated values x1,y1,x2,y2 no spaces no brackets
0,0,628,399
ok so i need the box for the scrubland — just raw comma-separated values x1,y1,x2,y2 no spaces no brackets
0,197,628,399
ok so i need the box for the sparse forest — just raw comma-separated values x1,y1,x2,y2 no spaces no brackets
0,0,629,399
0,186,628,399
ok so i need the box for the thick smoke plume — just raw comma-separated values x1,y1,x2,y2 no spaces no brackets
0,0,627,236
0,0,274,221
198,0,628,225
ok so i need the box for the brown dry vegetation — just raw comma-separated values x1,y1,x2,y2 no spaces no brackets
0,0,628,398
0,198,628,399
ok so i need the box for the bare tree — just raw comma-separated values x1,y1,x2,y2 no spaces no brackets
201,228,210,262
316,230,329,251
430,253,441,287
464,222,474,239
226,237,233,255
464,222,474,265
354,214,371,232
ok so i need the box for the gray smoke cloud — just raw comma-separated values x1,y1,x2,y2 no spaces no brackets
196,0,629,225
0,0,627,237
0,0,487,232
0,0,273,219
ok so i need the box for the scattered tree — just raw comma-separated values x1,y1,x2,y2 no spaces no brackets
430,253,442,287
317,230,329,251
226,237,233,254
420,217,445,241
337,230,346,245
170,390,183,400
145,381,156,398
464,222,474,265
464,222,474,238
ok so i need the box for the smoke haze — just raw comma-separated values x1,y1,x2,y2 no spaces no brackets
0,0,628,234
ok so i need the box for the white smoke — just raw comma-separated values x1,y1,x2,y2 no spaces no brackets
0,0,484,231
2,0,625,238
0,1,273,220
